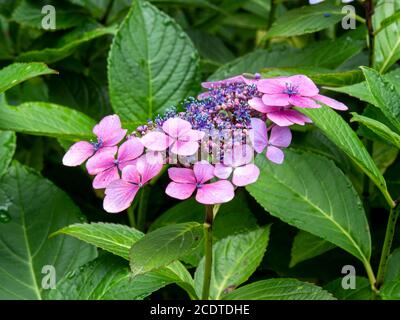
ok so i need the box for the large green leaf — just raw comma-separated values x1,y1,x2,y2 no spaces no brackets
380,281,400,300
385,248,400,283
266,4,344,38
129,222,203,277
0,63,57,94
0,162,96,299
194,226,271,300
209,37,363,81
0,131,16,177
361,67,400,133
108,0,200,122
298,106,394,207
290,231,336,268
246,150,371,265
326,68,400,105
53,222,143,260
149,194,258,267
0,99,96,140
324,277,373,300
223,279,335,300
262,68,363,87
351,113,400,149
17,24,115,63
46,253,176,300
55,222,197,298
12,0,88,30
373,0,400,73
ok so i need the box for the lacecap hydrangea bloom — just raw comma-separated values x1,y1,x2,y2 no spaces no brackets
63,74,347,213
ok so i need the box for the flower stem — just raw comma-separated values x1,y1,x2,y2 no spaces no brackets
202,205,214,300
127,205,136,228
137,186,150,231
376,204,400,288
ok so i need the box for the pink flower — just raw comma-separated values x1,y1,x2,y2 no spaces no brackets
250,118,292,164
165,162,234,205
257,75,347,110
249,97,312,126
62,115,127,166
214,144,260,186
86,137,144,189
103,153,163,213
141,118,205,156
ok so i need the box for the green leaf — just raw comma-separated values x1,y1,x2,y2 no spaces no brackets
246,150,371,264
297,106,394,207
12,0,88,30
0,131,16,177
266,4,344,38
0,162,96,299
326,69,400,105
129,222,203,277
194,226,271,300
262,68,363,87
53,222,143,260
290,231,336,268
223,279,336,300
17,24,115,63
361,67,400,133
324,276,373,300
385,247,400,283
351,113,400,149
209,37,363,81
373,0,400,73
46,253,175,300
0,62,57,94
54,222,198,299
380,281,400,300
108,0,200,122
0,99,96,140
69,0,111,19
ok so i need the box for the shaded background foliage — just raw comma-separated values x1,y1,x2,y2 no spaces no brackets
0,0,400,300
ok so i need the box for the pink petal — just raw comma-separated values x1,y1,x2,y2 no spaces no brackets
141,131,171,151
93,115,127,147
289,96,320,108
136,154,163,184
313,94,348,110
262,93,290,106
283,109,312,125
250,118,268,153
195,180,234,205
267,111,295,127
257,78,288,94
162,118,192,138
266,146,285,164
62,141,95,166
121,165,141,185
165,182,196,200
224,144,254,167
179,129,205,142
103,180,139,213
248,97,271,113
171,140,199,156
214,164,232,179
193,161,215,184
168,167,196,184
198,92,211,100
289,75,319,97
232,164,260,186
86,146,117,175
92,166,120,189
118,137,144,163
269,126,292,148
